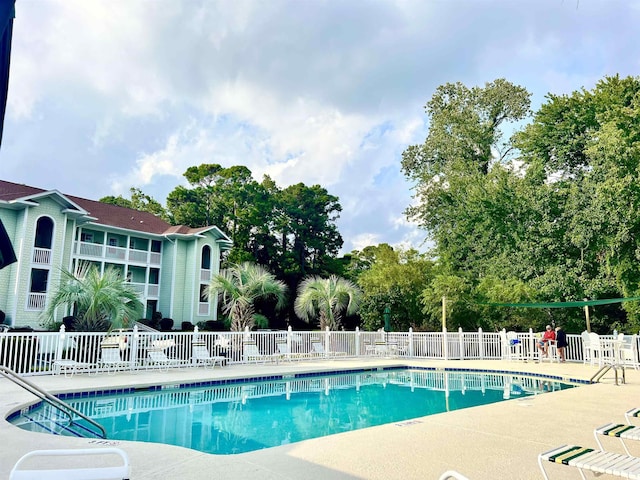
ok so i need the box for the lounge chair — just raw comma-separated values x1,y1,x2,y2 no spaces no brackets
438,471,470,480
626,407,640,424
191,341,225,368
99,344,129,374
275,340,309,361
311,340,346,358
594,422,640,456
538,444,640,479
147,348,187,370
10,447,130,480
243,340,280,364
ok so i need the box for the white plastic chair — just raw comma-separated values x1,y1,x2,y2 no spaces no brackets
618,334,638,369
589,332,602,366
191,341,225,368
10,447,130,480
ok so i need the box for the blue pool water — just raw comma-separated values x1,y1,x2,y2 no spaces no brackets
11,368,576,454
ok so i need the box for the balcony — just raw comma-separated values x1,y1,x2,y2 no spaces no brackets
27,293,46,311
74,241,161,266
127,282,160,298
32,247,52,265
200,268,211,282
198,302,210,316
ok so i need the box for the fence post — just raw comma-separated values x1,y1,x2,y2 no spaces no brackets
408,327,414,358
529,328,534,361
325,326,330,357
55,325,66,370
131,325,139,370
287,326,293,352
478,328,484,359
458,327,464,360
442,328,448,360
355,327,360,357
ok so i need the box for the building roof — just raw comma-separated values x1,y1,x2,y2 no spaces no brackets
0,179,231,243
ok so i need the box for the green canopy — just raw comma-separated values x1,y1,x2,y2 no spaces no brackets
481,297,640,308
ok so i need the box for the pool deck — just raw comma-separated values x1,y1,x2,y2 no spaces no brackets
1,358,638,479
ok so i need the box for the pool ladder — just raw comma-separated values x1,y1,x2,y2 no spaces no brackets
590,363,626,386
0,365,106,438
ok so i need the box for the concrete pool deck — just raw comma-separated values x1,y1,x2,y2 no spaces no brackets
1,358,638,479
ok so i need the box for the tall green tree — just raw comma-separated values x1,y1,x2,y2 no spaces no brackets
43,263,143,331
294,275,362,330
356,244,434,331
208,262,287,331
100,187,168,221
276,183,343,278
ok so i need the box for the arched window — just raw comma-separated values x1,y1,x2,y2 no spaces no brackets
201,245,211,270
34,216,54,249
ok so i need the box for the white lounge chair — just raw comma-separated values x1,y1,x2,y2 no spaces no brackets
438,471,470,480
191,341,225,368
274,340,300,360
594,422,640,456
626,407,640,424
538,444,640,479
10,447,130,480
243,340,280,364
311,340,346,358
99,344,129,374
147,348,187,370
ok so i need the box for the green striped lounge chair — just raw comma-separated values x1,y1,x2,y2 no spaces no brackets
626,407,640,424
595,422,640,456
538,444,640,479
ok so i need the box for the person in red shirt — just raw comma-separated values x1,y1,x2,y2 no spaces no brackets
537,325,556,357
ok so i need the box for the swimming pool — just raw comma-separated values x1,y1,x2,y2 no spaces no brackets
10,368,576,455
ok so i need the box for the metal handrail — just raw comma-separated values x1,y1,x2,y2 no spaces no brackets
0,365,106,438
590,364,626,386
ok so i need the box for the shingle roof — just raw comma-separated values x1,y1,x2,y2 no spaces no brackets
0,179,226,238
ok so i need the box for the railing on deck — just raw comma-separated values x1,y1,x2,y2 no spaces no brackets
0,326,637,376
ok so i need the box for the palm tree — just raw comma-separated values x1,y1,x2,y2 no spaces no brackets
208,262,287,331
294,275,362,330
43,262,143,331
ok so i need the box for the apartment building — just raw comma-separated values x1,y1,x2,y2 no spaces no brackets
0,180,231,328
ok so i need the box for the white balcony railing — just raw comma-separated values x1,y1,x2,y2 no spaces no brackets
149,252,161,265
32,247,52,265
128,250,148,263
74,241,162,266
198,302,210,315
105,246,127,261
26,293,47,310
147,284,159,297
200,269,211,282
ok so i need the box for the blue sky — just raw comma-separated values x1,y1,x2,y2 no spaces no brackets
3,0,640,253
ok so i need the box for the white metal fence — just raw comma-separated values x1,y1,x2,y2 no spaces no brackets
0,326,636,376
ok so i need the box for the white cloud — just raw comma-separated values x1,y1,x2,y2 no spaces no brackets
6,0,640,255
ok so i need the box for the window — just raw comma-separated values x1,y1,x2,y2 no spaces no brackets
29,269,49,293
201,245,211,270
34,217,54,249
199,284,208,302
